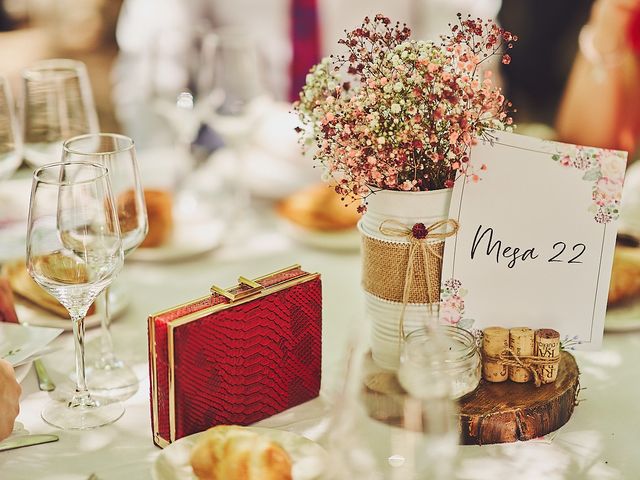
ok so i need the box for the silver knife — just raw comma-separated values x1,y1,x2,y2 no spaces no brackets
0,434,59,452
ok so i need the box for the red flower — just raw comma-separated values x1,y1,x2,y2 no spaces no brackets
412,222,428,239
628,6,640,54
501,54,511,65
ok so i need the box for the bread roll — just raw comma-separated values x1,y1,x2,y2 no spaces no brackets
190,426,292,480
144,189,174,247
608,247,640,306
277,183,360,231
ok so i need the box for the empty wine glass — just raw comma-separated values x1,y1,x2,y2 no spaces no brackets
21,59,99,168
63,133,148,397
200,29,267,217
320,331,459,479
0,76,25,262
0,76,22,180
26,162,124,429
203,28,263,144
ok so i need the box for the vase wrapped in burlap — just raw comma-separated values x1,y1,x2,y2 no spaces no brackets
359,188,455,369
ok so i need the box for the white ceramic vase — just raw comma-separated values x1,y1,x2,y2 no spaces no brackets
359,188,453,370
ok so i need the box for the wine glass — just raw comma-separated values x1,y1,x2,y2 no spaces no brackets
21,59,99,168
320,331,459,479
203,28,264,146
0,76,25,262
0,76,22,180
26,161,124,429
63,133,148,397
200,30,267,211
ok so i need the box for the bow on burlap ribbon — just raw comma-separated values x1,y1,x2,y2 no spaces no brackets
378,219,459,343
485,348,559,387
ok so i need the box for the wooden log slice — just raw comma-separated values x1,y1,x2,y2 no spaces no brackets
361,351,580,445
459,351,579,444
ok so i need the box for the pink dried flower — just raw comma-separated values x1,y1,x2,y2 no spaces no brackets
294,13,517,207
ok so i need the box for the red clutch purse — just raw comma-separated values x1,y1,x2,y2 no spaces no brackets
148,265,322,447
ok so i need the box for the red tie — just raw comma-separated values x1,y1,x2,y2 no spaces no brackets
289,0,321,102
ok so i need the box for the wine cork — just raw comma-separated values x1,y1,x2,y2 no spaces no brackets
508,327,534,383
535,329,560,384
482,326,509,382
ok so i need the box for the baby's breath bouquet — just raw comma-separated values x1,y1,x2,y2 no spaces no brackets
294,14,517,211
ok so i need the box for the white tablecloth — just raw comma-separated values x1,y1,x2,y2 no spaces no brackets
1,208,639,480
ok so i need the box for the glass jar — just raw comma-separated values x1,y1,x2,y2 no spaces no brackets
398,326,481,400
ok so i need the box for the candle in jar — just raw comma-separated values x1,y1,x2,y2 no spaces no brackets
398,326,481,400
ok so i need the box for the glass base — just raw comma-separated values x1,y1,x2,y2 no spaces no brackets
85,356,139,401
41,397,124,430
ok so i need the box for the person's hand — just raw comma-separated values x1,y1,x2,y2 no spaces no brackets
0,359,21,441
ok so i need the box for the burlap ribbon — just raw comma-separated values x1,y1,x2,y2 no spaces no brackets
484,348,559,387
361,236,444,303
376,219,459,342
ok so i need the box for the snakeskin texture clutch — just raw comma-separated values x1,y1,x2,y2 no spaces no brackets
148,265,322,447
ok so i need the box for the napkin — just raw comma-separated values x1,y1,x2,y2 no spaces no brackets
0,323,63,367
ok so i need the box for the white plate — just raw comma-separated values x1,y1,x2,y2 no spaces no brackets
605,297,640,332
14,283,129,331
279,220,360,252
129,216,225,263
152,427,326,480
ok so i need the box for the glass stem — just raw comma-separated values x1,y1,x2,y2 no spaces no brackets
100,288,115,363
70,312,91,407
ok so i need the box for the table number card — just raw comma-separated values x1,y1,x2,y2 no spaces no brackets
440,131,627,349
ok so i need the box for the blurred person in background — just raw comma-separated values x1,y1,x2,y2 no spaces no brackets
556,0,640,154
0,2,15,31
112,0,503,148
0,359,21,442
498,0,594,131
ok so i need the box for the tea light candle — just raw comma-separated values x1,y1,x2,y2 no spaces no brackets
398,326,481,400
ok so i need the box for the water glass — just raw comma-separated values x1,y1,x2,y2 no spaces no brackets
63,133,148,396
21,59,98,168
321,338,459,479
0,76,21,179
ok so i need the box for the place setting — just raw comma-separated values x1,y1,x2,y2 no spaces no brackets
126,148,227,263
0,320,63,452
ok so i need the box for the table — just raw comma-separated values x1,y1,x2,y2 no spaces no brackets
1,208,639,480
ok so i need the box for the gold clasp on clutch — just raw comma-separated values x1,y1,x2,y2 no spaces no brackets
209,264,302,303
211,277,263,302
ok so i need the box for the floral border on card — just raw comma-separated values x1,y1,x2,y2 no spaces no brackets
440,278,483,343
550,146,625,224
